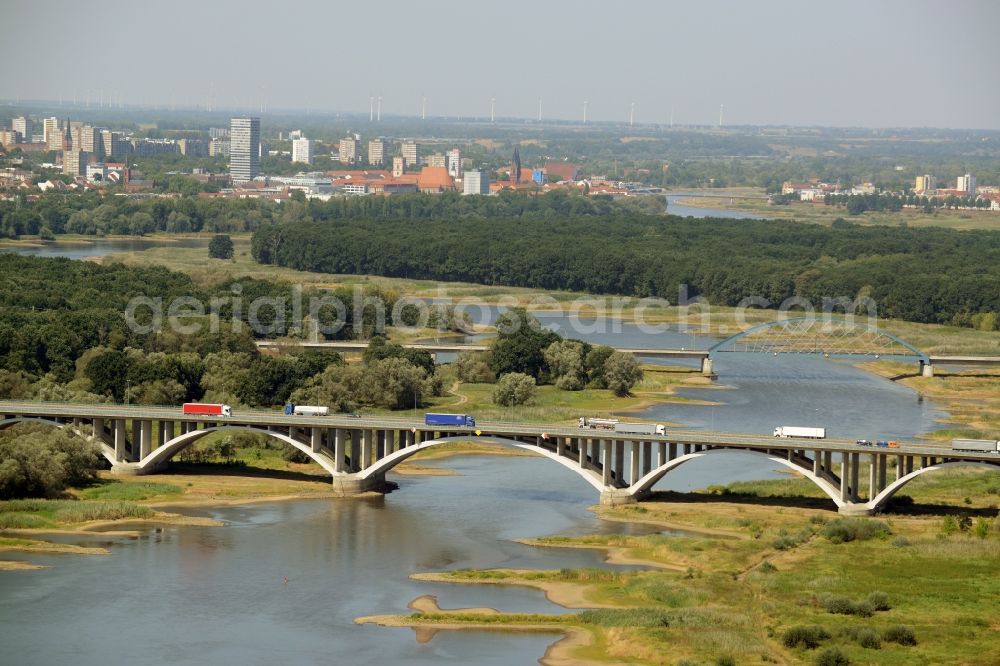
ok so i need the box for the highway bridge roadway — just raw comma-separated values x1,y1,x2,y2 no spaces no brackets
2,401,998,515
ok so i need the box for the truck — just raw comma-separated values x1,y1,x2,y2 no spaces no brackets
613,422,667,436
952,438,1000,454
773,426,826,439
182,403,232,417
283,404,330,416
424,413,476,428
578,417,619,430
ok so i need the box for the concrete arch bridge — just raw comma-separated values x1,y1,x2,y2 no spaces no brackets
3,402,998,515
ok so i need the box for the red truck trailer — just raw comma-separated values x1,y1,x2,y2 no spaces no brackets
182,403,232,417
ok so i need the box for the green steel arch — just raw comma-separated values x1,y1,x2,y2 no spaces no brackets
707,317,929,364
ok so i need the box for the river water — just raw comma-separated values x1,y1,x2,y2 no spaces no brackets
0,239,946,665
664,193,766,219
0,237,210,260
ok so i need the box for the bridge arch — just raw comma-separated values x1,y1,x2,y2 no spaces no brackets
0,416,117,465
707,316,928,364
628,448,845,508
357,435,607,492
138,425,338,475
868,461,1000,513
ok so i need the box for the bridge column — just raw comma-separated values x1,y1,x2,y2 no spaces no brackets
92,417,104,442
629,442,640,486
614,441,625,487
114,419,127,463
310,427,322,453
642,442,652,476
920,360,934,378
840,453,851,503
877,454,887,493
868,454,878,500
348,429,359,471
578,439,588,469
602,441,613,486
905,456,914,475
163,421,174,445
590,439,600,469
823,451,833,476
332,429,346,472
849,452,860,501
139,420,152,460
701,357,715,377
813,451,822,476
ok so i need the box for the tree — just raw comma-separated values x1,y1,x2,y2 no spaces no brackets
492,372,537,406
489,308,561,380
208,234,234,260
455,351,496,383
359,357,427,410
544,340,586,390
603,352,643,397
0,424,101,499
584,344,615,388
83,349,132,401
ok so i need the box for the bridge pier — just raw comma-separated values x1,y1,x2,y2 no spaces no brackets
330,473,391,497
920,361,934,378
701,357,715,377
600,488,638,506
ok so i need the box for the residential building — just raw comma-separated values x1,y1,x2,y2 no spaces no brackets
230,117,261,184
368,138,387,166
957,174,976,195
12,116,32,143
401,140,419,167
0,130,19,147
101,130,127,160
392,155,404,178
915,174,935,193
425,153,447,168
130,138,180,156
339,137,358,164
209,127,230,139
77,126,102,157
446,148,461,178
209,138,230,158
176,138,207,157
292,137,313,164
63,150,88,176
463,170,489,195
417,166,455,193
44,117,61,150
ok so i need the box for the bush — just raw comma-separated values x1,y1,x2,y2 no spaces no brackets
492,372,537,407
814,646,851,666
208,234,234,259
839,626,881,649
758,560,777,573
0,425,101,499
882,625,917,646
715,656,736,666
866,591,891,612
822,518,891,543
782,625,830,649
891,536,910,548
455,351,495,384
820,594,874,617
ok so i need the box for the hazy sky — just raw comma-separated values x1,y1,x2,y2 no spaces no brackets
5,0,999,128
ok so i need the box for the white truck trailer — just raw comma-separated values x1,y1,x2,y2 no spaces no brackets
951,439,1000,453
773,426,826,439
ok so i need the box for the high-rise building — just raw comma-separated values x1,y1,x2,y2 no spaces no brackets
77,126,102,157
915,174,935,193
392,156,404,178
401,140,419,167
292,137,313,164
44,117,61,150
177,138,207,157
463,170,489,195
425,153,447,168
101,130,126,160
63,150,88,177
230,117,261,184
446,148,461,178
957,174,976,195
368,138,387,166
338,137,357,164
12,116,32,143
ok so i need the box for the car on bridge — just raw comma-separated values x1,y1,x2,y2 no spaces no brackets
856,439,873,446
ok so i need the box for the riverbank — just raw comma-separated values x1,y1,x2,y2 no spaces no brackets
356,487,1000,665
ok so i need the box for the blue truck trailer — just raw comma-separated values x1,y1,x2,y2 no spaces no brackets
424,413,476,427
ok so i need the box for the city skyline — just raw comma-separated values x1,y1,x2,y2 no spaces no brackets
2,0,999,130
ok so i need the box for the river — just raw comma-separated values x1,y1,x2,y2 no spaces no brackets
0,237,210,260
664,193,766,219
0,242,947,665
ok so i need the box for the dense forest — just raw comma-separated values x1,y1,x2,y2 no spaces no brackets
252,215,1000,327
0,190,645,238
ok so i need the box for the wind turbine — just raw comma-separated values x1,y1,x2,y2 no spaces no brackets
583,100,588,124
490,97,495,123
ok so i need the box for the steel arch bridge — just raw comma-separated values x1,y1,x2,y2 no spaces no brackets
707,317,929,368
